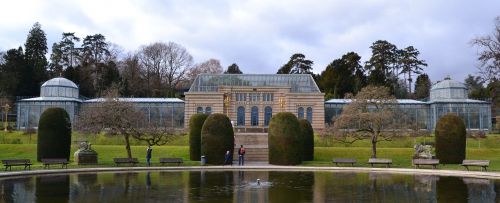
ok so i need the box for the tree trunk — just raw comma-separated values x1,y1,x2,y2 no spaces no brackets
124,134,133,159
371,135,377,158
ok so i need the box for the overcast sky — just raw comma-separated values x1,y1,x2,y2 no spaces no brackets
1,0,498,83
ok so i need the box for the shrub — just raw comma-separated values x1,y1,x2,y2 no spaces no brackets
299,119,314,161
37,108,72,161
201,113,234,165
189,113,208,161
268,112,302,165
435,114,466,164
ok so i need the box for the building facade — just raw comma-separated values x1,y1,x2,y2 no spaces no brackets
17,76,491,132
17,77,184,129
184,74,325,131
325,77,492,131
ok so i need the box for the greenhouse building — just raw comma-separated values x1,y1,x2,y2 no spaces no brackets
325,77,492,131
16,77,185,129
17,76,491,132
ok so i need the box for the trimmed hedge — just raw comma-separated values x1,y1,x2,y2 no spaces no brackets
189,113,208,161
201,113,234,165
299,119,314,161
435,114,466,164
268,112,302,165
37,108,72,161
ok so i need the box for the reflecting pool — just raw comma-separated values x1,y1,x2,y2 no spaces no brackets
0,170,498,202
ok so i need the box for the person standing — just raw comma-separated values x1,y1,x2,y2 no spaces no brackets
146,146,153,166
238,145,245,166
223,150,232,166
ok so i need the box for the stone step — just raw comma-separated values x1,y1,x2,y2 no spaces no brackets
233,133,269,162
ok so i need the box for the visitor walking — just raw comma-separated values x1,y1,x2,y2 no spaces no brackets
238,145,245,166
146,146,153,166
223,150,232,166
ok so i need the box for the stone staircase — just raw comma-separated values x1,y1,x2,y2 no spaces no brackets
233,133,268,162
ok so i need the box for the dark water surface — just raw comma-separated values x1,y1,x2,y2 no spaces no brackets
0,170,498,203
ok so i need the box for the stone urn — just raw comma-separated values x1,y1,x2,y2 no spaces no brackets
74,142,98,165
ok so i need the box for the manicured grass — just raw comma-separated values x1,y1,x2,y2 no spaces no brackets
0,144,498,171
307,147,500,171
0,144,198,170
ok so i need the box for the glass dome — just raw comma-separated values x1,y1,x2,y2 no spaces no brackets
430,77,468,100
40,77,79,98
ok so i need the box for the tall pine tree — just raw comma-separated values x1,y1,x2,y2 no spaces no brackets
24,22,49,96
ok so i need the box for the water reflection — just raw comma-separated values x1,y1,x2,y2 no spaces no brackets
0,171,498,202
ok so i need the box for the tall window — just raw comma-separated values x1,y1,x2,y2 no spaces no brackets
251,106,259,126
196,107,203,114
298,107,304,119
205,107,212,115
237,106,245,126
306,107,313,123
264,106,272,126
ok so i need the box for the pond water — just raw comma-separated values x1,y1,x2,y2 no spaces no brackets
0,170,499,203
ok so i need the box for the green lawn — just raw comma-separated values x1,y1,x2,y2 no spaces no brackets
0,131,498,171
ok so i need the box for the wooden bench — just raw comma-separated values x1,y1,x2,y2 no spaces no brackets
412,159,439,169
2,159,32,171
159,158,183,166
332,158,357,166
41,158,69,169
461,160,489,171
113,158,139,166
368,158,392,167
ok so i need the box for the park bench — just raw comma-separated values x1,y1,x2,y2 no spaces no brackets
332,158,357,166
368,158,392,168
41,158,69,169
2,159,32,171
159,158,183,166
113,158,139,166
461,160,489,171
412,159,440,169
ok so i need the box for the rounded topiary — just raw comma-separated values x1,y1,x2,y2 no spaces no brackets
435,113,466,164
37,108,72,161
299,119,314,161
268,112,302,165
189,113,208,161
201,113,234,165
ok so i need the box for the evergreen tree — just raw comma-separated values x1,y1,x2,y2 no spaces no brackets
464,74,489,99
224,63,243,74
50,32,80,77
414,73,431,100
24,22,49,96
277,53,313,74
398,46,427,95
0,47,25,96
320,52,361,99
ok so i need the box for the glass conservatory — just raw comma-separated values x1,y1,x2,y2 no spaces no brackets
324,77,491,131
17,77,82,129
17,77,185,129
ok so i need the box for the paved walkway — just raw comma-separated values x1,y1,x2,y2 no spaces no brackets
0,165,499,180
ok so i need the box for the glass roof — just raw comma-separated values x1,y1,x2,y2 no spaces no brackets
189,74,320,93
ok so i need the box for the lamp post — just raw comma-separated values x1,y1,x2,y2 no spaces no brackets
279,97,285,112
3,104,10,132
224,94,231,116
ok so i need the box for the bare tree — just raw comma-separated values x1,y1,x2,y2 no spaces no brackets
137,42,193,97
471,16,500,82
323,85,402,158
185,58,223,84
76,88,180,158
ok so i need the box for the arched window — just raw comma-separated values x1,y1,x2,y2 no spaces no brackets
306,107,313,123
237,106,245,126
205,107,212,115
264,106,272,126
298,107,304,119
251,106,259,126
196,107,203,114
